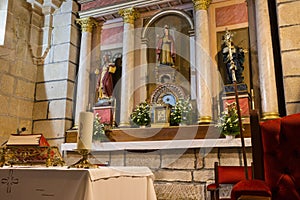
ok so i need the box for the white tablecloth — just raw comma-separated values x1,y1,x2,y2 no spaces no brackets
0,166,157,200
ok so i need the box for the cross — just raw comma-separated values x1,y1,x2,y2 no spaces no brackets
1,169,19,193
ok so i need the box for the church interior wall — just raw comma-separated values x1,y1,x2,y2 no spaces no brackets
0,0,300,199
0,0,37,141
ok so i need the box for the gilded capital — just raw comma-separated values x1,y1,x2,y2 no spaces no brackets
192,0,212,11
76,17,98,33
119,7,139,24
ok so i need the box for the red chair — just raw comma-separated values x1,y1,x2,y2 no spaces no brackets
231,111,300,200
207,162,252,200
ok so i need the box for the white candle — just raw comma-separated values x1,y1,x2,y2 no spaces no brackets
77,111,94,149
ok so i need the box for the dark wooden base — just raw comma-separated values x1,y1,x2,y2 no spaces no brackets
105,124,251,142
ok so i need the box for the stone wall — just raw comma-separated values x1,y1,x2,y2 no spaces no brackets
0,0,37,143
64,147,252,200
33,0,80,147
276,0,300,114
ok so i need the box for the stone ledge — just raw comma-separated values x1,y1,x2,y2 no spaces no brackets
61,138,252,153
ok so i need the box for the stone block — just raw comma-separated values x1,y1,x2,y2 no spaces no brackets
0,94,9,115
71,25,80,47
69,44,79,64
20,62,37,82
53,12,73,27
48,99,73,119
203,148,219,169
9,98,34,119
279,26,300,51
0,59,9,72
278,1,300,27
52,25,72,45
110,151,125,166
33,119,72,138
284,77,300,103
53,43,71,62
286,103,300,115
15,79,35,100
35,80,74,101
161,149,195,169
19,119,32,134
282,51,300,76
33,101,48,120
154,170,192,182
193,169,214,182
154,182,205,200
0,73,14,95
37,62,76,82
0,115,18,136
125,151,160,168
60,0,79,13
219,148,241,166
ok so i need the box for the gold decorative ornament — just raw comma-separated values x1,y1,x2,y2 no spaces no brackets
119,7,139,24
68,149,98,169
0,146,64,167
262,112,280,120
198,116,212,123
76,17,98,33
192,0,212,11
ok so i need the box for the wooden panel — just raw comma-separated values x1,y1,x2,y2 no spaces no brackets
105,124,251,142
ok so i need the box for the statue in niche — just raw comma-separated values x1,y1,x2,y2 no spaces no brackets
156,25,176,67
95,54,116,106
222,30,245,84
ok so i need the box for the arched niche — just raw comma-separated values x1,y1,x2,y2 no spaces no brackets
142,9,194,101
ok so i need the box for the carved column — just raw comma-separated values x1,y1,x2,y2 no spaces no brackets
193,0,213,123
118,8,139,127
255,0,279,119
74,17,98,127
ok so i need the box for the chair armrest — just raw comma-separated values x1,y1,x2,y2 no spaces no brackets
231,180,272,200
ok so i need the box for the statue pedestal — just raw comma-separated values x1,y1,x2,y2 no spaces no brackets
93,106,115,125
222,83,250,123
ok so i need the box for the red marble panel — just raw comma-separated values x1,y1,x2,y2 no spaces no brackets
101,26,124,45
94,108,113,124
216,3,248,27
223,97,250,117
81,0,127,11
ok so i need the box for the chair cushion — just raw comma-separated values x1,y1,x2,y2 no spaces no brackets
261,113,300,200
231,179,271,200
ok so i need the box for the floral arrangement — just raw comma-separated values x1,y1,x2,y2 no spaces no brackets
130,102,151,127
216,102,241,136
93,113,105,141
170,98,192,125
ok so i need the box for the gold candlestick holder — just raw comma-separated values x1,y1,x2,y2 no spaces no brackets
68,149,98,169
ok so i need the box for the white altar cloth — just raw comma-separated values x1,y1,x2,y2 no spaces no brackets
0,166,157,200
